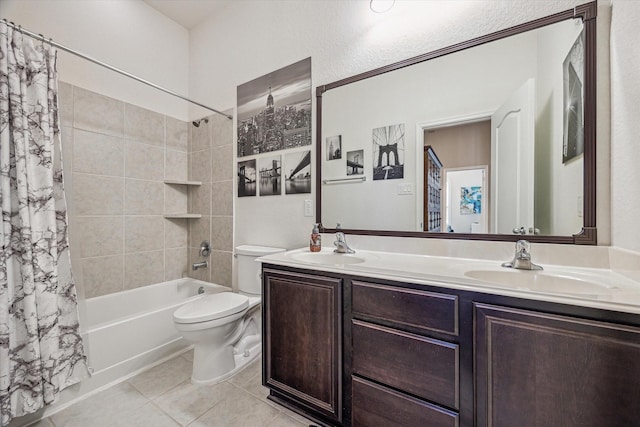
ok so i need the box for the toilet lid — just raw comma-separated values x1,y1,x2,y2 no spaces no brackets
174,292,249,324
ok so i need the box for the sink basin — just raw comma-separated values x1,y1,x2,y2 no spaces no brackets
465,269,618,295
288,251,366,265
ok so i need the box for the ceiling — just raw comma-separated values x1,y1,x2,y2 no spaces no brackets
143,0,233,29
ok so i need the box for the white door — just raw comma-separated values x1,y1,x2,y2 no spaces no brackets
490,79,535,235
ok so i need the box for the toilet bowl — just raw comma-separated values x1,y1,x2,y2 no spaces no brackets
173,245,285,384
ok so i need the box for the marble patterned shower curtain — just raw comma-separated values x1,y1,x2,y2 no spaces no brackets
0,23,89,426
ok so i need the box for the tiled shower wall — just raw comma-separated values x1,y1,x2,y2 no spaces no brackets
58,82,191,298
188,113,234,287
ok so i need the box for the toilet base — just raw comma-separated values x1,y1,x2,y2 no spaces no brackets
190,338,262,385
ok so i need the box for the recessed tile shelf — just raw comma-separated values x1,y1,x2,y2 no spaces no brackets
163,181,202,218
164,180,202,186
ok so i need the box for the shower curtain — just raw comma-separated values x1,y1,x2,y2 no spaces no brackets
0,23,89,426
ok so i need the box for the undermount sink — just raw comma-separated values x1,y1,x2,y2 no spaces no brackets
288,251,366,265
465,269,618,295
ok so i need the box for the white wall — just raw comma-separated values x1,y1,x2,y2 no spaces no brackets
610,0,640,253
535,18,585,235
2,0,191,120
188,0,602,252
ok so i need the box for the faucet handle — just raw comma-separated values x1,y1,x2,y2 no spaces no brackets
516,240,530,253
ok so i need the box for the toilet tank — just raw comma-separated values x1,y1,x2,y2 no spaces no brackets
236,245,286,295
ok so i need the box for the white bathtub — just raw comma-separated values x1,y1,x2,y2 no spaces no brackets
79,278,229,377
13,278,229,426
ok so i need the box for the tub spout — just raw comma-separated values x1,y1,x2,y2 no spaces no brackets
192,261,208,270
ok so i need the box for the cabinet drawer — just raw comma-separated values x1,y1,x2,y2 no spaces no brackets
352,320,459,409
352,280,458,335
352,376,458,427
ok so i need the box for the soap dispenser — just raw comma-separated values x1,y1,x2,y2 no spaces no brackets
310,223,321,252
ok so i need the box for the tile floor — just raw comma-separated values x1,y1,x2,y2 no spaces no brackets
31,351,314,427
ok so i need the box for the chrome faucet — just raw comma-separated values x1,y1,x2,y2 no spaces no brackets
334,227,355,254
502,240,542,270
192,260,208,270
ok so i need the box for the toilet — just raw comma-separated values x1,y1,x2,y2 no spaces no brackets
173,245,285,384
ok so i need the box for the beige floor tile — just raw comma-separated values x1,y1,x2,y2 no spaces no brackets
228,357,261,389
276,406,318,426
154,380,234,426
188,384,280,427
128,356,193,399
27,418,54,427
51,382,148,427
180,349,194,362
114,402,179,427
266,412,308,427
239,366,271,402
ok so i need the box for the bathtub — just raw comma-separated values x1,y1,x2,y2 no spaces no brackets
79,278,229,378
14,278,229,426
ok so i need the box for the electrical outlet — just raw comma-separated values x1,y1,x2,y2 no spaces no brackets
304,199,313,217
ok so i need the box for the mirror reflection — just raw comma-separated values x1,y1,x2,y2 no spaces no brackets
321,17,585,237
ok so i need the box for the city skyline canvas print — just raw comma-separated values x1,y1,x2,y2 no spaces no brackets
237,57,312,158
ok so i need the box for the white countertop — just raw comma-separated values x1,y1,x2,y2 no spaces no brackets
259,247,640,315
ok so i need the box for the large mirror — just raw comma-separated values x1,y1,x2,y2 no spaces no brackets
316,2,597,244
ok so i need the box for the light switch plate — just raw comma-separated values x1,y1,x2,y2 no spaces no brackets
397,183,413,195
304,199,313,217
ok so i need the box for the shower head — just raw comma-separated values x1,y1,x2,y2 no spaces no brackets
192,118,209,127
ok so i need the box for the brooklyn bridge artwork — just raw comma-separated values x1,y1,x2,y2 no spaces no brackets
237,57,312,158
372,123,405,180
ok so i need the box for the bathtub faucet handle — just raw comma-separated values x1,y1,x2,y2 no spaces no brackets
199,241,211,257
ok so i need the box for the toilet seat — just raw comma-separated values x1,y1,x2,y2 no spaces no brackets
174,292,249,324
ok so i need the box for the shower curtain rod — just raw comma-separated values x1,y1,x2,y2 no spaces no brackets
2,20,233,120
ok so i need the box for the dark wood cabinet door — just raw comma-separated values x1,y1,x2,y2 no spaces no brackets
475,303,640,427
263,268,343,424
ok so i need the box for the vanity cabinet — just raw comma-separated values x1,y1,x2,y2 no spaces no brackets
262,268,343,425
262,263,640,427
475,303,640,427
350,280,460,427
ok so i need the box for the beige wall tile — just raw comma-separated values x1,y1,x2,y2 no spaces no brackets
74,174,124,215
80,255,124,298
165,247,188,281
124,103,165,146
74,87,124,137
164,184,188,214
190,183,211,216
189,216,211,249
211,181,233,216
189,150,211,183
188,247,211,282
211,216,233,252
76,216,124,258
165,149,188,182
125,179,164,215
191,118,210,152
125,216,164,253
125,140,164,181
165,218,188,248
60,127,74,212
211,145,232,182
211,250,232,287
58,81,73,127
124,250,165,289
211,111,233,148
166,116,188,152
73,129,124,177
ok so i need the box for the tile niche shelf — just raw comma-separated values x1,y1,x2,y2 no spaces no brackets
163,180,202,219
